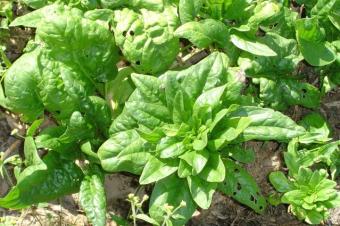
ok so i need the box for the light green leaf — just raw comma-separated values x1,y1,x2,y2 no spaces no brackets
295,18,336,66
140,156,178,184
24,136,42,167
187,176,216,209
178,0,202,23
230,33,277,56
149,174,196,226
199,153,225,182
269,171,294,193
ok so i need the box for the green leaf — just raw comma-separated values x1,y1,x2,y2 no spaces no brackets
0,152,83,209
187,176,216,209
98,130,150,174
253,77,321,111
135,214,160,226
199,153,225,182
158,137,186,159
295,18,336,66
178,0,202,23
210,117,251,150
269,171,294,193
140,156,178,184
174,19,229,48
192,85,226,120
113,7,179,74
3,49,44,122
223,145,255,164
238,32,302,76
105,67,135,117
218,159,266,214
24,136,42,166
230,32,277,56
229,106,306,142
79,166,107,226
298,113,331,144
149,174,196,226
10,4,57,27
26,118,44,137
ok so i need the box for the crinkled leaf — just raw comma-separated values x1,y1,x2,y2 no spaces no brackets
254,77,321,111
229,106,306,142
175,19,229,48
238,32,302,76
98,130,150,174
79,166,106,226
112,7,179,74
0,152,83,209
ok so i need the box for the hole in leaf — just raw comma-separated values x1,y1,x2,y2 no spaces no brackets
55,110,61,114
259,206,263,210
236,183,241,191
234,168,240,173
233,192,237,196
302,88,307,93
250,195,255,202
129,30,135,36
123,31,127,37
135,60,141,65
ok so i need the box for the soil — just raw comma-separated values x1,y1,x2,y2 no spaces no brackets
0,6,340,226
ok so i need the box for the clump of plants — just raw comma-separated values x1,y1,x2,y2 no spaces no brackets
0,0,339,225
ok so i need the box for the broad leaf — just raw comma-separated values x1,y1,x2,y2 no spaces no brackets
218,159,266,213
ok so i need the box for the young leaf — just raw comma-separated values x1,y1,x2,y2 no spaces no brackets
269,171,294,193
24,136,42,166
149,174,197,226
199,153,225,183
187,176,217,209
295,18,336,66
140,156,178,184
178,0,202,23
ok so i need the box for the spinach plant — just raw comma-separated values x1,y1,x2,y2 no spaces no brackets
98,52,306,225
0,0,338,225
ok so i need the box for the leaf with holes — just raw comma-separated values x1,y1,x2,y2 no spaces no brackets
218,159,266,213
